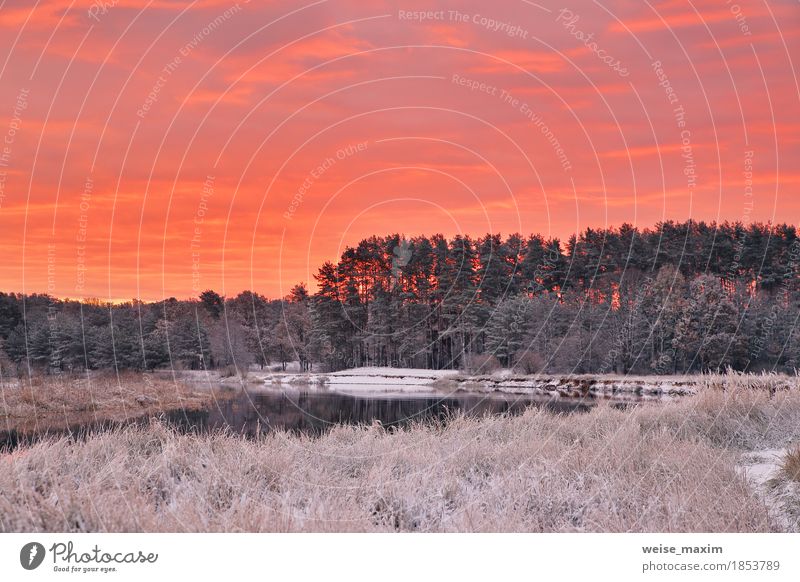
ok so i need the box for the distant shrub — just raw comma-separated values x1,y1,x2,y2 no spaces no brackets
462,353,502,375
219,365,237,378
513,351,545,375
219,364,250,379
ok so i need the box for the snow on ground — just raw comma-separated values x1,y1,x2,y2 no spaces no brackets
328,367,458,381
246,366,700,397
325,368,459,394
256,367,459,393
739,449,785,486
439,371,698,397
328,367,457,377
737,448,797,532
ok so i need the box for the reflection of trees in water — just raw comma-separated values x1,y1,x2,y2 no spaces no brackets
1,414,168,451
1,393,616,449
168,391,596,437
165,407,210,434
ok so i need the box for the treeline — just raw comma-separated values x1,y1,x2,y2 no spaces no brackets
1,220,799,377
0,287,311,377
310,220,800,374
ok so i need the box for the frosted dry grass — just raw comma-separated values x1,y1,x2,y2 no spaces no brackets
699,369,796,394
758,446,800,531
0,373,209,433
782,446,800,482
3,378,800,533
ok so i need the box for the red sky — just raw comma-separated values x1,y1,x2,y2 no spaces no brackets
0,0,798,301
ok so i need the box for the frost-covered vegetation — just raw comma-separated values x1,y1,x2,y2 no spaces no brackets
2,374,799,533
0,373,209,434
1,221,799,377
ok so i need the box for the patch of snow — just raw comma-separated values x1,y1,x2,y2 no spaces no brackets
442,372,697,397
251,367,703,397
738,448,798,532
328,367,459,379
739,449,785,487
250,367,460,393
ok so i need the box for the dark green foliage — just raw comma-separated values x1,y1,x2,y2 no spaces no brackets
1,221,797,375
199,290,224,319
303,221,800,373
0,293,21,340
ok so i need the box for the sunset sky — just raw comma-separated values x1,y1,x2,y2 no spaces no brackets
0,0,798,301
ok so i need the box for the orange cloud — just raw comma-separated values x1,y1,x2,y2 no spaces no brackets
0,0,796,300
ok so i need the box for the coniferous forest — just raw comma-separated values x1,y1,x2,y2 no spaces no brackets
2,220,799,377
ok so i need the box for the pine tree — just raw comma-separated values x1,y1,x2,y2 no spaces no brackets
199,290,224,319
484,296,530,367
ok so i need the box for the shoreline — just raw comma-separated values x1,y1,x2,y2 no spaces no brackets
0,372,211,437
178,367,795,398
4,369,794,440
3,381,798,532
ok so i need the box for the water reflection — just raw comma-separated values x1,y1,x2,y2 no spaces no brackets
1,388,636,450
166,388,614,437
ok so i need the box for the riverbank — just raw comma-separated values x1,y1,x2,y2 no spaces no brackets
204,367,795,399
0,373,210,435
264,367,459,392
2,376,799,532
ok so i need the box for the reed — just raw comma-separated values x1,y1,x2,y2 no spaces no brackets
2,373,799,533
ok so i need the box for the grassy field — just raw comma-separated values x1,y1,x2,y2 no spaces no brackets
1,372,799,532
0,373,209,435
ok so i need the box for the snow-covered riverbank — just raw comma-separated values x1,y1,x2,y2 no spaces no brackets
438,372,699,397
261,367,458,393
738,448,800,533
6,382,799,533
179,367,796,400
246,367,701,397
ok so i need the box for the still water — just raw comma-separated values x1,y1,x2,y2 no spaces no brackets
164,387,621,437
1,387,633,449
